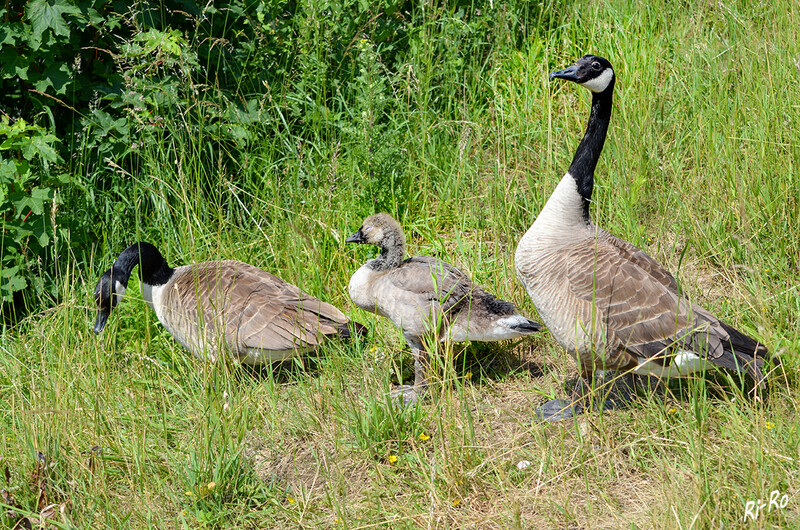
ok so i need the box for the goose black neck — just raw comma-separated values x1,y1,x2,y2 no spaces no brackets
112,242,175,287
569,84,614,221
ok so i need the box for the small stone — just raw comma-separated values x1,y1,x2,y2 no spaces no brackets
516,460,532,471
578,420,590,437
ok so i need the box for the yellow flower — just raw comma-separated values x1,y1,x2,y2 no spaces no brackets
766,422,775,430
184,490,193,497
453,498,461,506
419,433,430,441
465,372,473,379
288,496,296,504
667,408,676,415
180,509,188,516
388,455,398,463
207,482,216,490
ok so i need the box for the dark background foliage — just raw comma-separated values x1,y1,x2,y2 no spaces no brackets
0,0,559,319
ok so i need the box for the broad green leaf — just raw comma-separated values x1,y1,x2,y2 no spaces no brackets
33,224,51,247
0,265,27,300
31,60,72,95
26,0,83,50
15,160,31,182
22,133,61,163
0,21,21,46
8,187,54,217
30,186,55,205
0,46,31,80
0,159,15,181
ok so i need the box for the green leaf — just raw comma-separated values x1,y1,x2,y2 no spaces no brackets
29,55,71,95
0,46,32,81
43,172,71,187
9,187,54,217
31,186,55,206
21,133,61,164
0,21,21,46
33,224,51,247
0,265,27,301
26,0,83,50
0,159,15,182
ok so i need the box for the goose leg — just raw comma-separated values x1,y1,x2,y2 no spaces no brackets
536,371,649,422
535,376,588,422
391,347,429,407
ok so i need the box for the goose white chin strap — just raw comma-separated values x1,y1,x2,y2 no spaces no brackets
580,69,614,93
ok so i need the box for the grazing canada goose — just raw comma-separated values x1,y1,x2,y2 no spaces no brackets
347,213,542,405
514,55,769,420
93,242,364,364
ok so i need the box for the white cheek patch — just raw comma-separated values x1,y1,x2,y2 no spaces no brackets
580,69,614,93
114,280,127,299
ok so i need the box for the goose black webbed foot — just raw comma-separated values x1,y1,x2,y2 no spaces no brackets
535,373,643,422
535,398,584,421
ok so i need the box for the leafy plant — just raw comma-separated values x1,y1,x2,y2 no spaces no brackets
0,116,66,306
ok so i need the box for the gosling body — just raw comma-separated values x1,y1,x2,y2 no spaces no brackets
347,214,541,403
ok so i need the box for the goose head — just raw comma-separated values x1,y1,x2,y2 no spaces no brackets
550,55,615,94
93,242,173,334
93,268,127,334
346,213,407,270
346,213,405,250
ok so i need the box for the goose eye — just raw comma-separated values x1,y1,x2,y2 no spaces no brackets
592,61,601,70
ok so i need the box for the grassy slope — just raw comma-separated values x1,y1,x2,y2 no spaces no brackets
2,0,799,528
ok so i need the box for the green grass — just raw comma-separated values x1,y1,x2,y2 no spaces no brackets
2,0,799,527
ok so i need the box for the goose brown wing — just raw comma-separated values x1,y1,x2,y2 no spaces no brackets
598,230,680,294
387,256,475,314
171,261,348,352
563,241,725,363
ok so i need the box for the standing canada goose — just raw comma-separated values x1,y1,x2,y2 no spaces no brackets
94,242,365,364
515,55,769,420
347,213,542,405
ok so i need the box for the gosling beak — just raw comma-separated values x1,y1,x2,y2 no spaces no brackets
346,230,366,244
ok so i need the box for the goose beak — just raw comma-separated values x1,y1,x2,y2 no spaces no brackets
346,230,365,244
94,310,109,334
550,64,580,82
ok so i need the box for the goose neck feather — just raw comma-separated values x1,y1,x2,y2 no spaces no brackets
568,86,614,221
368,231,405,271
528,172,595,238
112,242,175,289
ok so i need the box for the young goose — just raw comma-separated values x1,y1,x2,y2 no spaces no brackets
347,213,541,405
514,55,769,420
93,242,364,364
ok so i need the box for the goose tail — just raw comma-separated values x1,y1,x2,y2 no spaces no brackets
338,320,368,340
725,322,773,388
709,322,771,388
